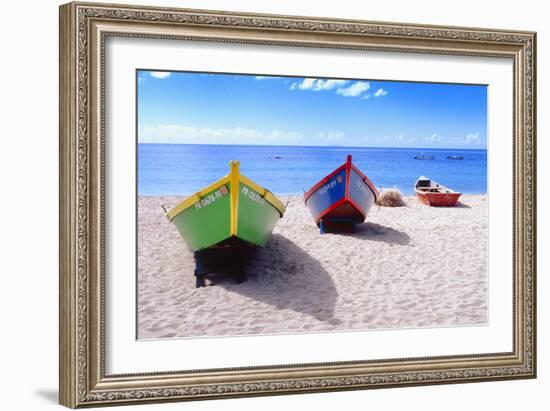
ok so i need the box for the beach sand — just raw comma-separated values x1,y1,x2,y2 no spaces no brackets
137,195,487,339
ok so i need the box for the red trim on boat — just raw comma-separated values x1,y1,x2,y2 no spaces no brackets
414,178,461,207
303,163,347,201
344,155,352,202
313,198,367,224
347,197,368,219
350,164,379,201
312,197,347,223
305,155,379,222
415,191,461,207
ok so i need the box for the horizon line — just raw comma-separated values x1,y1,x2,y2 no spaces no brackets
137,142,487,151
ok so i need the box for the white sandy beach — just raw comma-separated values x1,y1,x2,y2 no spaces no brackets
137,194,487,339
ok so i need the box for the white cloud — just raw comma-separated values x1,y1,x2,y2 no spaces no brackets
289,79,380,99
336,81,370,97
465,132,481,145
139,124,303,145
290,78,317,90
290,78,349,92
300,78,317,89
427,133,443,143
374,88,388,97
313,79,349,91
366,134,413,146
318,130,345,144
376,134,417,145
149,71,171,79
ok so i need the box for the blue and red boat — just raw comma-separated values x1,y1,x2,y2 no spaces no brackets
304,155,379,232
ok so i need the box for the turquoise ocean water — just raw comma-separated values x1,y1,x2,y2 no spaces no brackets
138,144,487,196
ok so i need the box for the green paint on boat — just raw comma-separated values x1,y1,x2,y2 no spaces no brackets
171,184,231,252
237,183,281,246
167,161,285,252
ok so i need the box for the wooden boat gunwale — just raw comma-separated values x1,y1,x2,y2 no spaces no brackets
167,162,285,222
166,161,286,251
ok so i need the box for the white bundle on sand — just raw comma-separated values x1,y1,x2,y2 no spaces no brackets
376,189,406,207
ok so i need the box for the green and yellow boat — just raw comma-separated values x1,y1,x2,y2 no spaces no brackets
166,161,286,252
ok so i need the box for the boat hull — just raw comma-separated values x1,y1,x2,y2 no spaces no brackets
237,181,282,246
304,167,347,223
168,162,285,252
304,156,377,226
414,176,461,207
171,183,233,251
415,191,461,207
348,167,377,218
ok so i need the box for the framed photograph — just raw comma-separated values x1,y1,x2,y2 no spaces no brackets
59,2,536,408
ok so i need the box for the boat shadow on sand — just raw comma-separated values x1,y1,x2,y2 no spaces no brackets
327,222,411,246
448,201,471,208
212,234,341,326
416,201,471,209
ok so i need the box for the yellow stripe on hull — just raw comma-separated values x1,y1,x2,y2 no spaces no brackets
166,175,230,221
166,161,286,223
230,160,240,236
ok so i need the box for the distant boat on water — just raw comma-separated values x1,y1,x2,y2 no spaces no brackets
414,176,461,207
304,155,378,232
139,144,488,196
414,154,435,160
447,155,464,160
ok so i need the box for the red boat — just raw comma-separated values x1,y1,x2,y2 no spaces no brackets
414,176,461,206
304,155,378,232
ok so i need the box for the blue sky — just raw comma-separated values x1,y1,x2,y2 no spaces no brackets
137,70,487,149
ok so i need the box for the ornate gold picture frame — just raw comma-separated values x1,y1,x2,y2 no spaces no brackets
59,1,536,408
